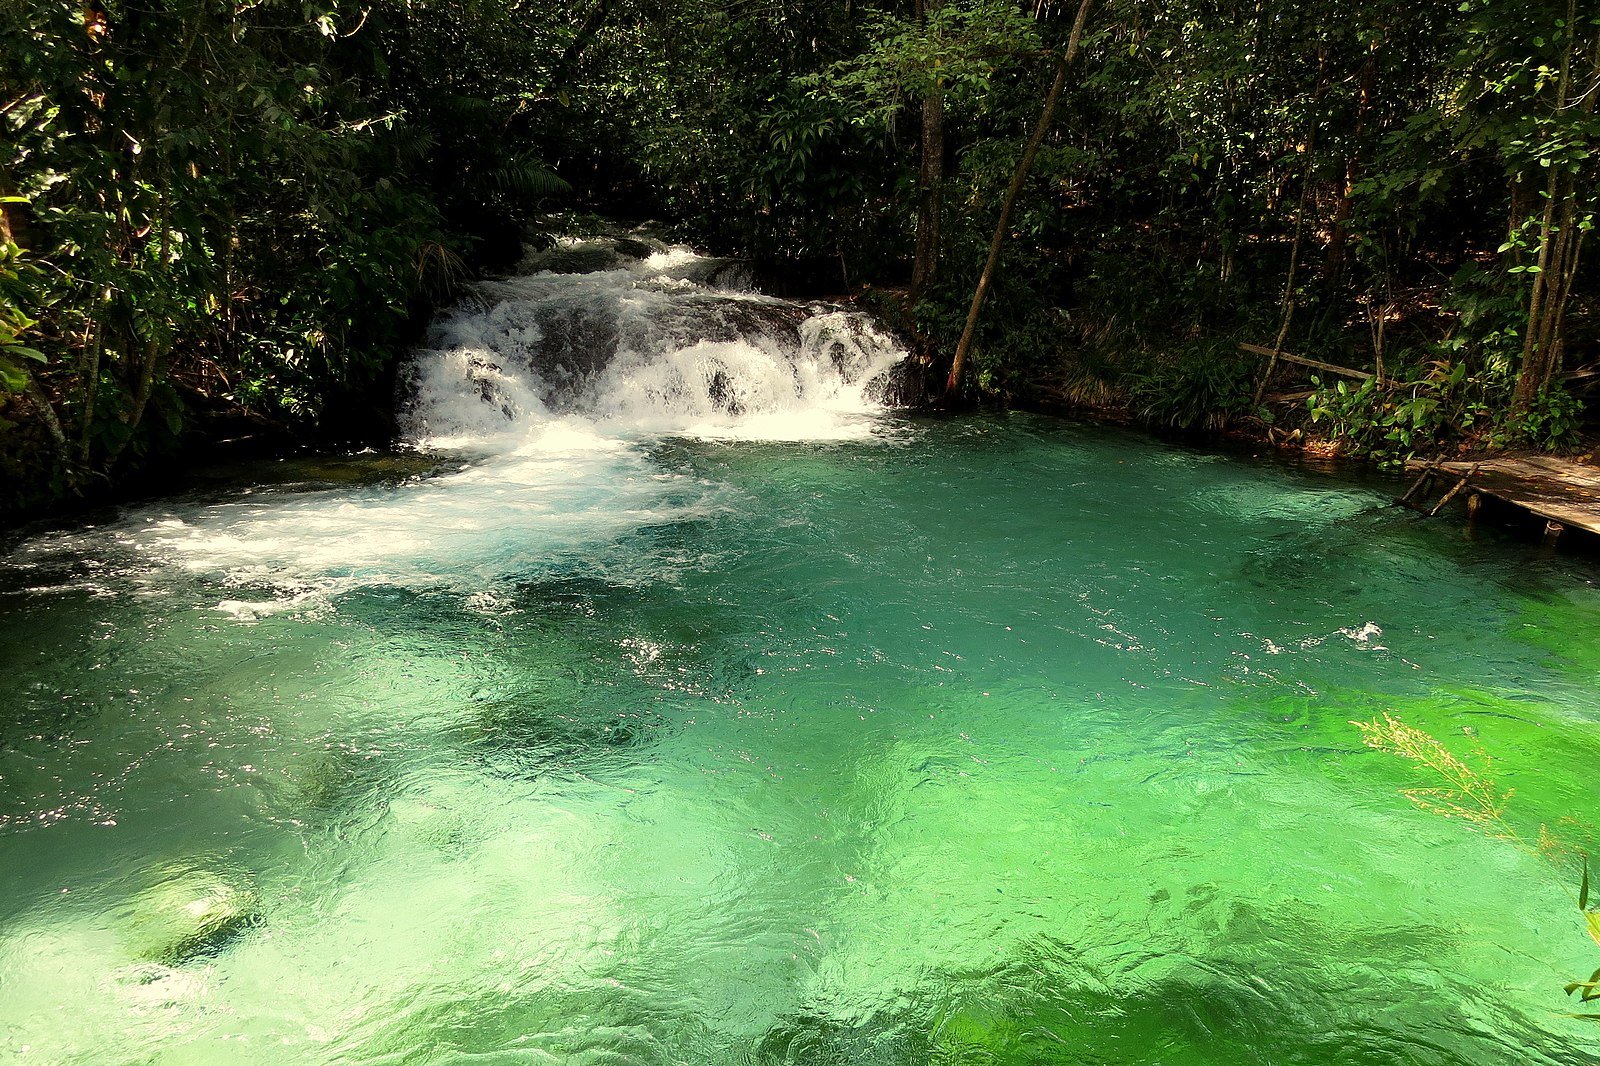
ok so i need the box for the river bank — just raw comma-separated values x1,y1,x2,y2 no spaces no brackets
7,229,1596,564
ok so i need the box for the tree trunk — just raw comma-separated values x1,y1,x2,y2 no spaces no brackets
24,379,69,459
1510,0,1595,417
105,199,170,467
943,0,1093,400
1512,165,1585,414
910,0,945,302
78,316,101,463
910,82,944,300
1253,159,1315,403
1327,39,1377,283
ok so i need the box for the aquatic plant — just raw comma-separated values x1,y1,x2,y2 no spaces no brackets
1354,712,1600,1018
1352,712,1515,837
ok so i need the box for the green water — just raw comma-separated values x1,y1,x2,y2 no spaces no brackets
3,415,1599,1064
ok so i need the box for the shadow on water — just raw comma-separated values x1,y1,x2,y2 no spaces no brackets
749,926,1592,1066
461,691,673,781
321,917,1591,1066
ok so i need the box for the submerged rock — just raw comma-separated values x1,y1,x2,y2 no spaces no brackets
756,1010,933,1065
383,795,480,857
521,239,632,275
295,745,372,814
466,694,670,781
124,868,261,965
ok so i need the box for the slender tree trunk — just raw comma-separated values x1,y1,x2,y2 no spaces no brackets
1253,164,1314,402
77,314,102,463
1511,0,1595,417
910,0,945,302
1327,39,1377,283
1253,50,1334,400
106,199,169,466
1506,175,1530,266
943,0,1093,399
911,82,944,300
1513,165,1585,414
24,379,69,458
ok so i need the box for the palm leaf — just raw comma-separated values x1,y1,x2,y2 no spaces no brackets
480,156,571,198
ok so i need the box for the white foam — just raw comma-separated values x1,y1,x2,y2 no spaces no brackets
26,242,906,611
402,257,904,450
121,438,718,604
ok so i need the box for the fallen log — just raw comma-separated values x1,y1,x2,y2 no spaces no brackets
1240,342,1374,382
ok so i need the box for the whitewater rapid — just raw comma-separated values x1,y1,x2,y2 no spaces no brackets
16,236,909,613
403,241,906,448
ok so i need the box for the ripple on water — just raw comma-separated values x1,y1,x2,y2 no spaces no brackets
2,397,1600,1066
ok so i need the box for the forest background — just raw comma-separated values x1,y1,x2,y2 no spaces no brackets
1,0,1596,515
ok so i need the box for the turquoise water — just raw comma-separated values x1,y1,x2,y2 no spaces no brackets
2,415,1600,1064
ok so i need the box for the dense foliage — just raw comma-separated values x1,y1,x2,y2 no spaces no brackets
0,0,567,511
3,0,1597,513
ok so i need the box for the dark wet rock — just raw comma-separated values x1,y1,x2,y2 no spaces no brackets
672,256,750,290
612,237,656,260
181,452,465,498
523,243,624,275
867,357,923,407
477,698,667,757
294,746,369,814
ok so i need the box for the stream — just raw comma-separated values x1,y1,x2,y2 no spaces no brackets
2,238,1599,1064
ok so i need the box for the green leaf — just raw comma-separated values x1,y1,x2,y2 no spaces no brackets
1582,857,1590,911
1586,910,1600,948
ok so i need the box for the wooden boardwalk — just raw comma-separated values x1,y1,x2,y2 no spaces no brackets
1402,455,1600,538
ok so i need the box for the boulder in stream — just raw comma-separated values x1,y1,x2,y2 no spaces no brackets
124,867,261,965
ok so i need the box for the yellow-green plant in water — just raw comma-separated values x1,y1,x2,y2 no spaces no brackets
1353,713,1517,836
1353,712,1600,1019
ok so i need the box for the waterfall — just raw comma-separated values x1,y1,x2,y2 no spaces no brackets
28,235,909,611
400,236,908,450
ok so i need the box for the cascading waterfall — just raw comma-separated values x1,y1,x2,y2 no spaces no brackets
402,236,908,448
46,236,910,612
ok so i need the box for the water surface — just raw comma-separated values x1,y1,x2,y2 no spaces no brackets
2,242,1599,1064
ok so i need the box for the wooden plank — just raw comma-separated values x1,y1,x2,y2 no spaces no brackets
1404,455,1600,536
1239,342,1373,381
1396,456,1442,511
